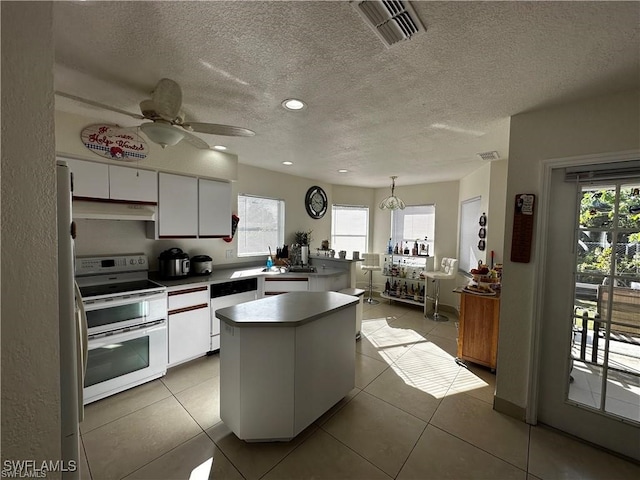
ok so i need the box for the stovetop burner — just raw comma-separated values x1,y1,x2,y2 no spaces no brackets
79,280,165,298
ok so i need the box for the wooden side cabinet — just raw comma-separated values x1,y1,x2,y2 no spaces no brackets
457,291,500,370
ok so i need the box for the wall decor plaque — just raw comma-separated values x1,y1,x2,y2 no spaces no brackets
81,124,148,161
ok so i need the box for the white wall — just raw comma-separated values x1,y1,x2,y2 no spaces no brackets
458,159,509,267
55,110,239,181
1,2,61,467
497,90,640,412
488,160,508,266
372,181,463,308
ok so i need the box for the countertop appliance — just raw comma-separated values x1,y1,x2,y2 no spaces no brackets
158,247,190,278
191,254,213,276
58,160,85,479
75,253,168,405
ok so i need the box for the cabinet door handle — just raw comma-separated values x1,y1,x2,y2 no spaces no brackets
168,286,208,296
169,303,209,315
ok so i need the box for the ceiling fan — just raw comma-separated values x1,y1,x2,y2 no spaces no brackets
56,78,255,149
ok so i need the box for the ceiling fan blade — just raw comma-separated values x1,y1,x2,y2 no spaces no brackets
151,78,182,121
55,91,145,120
181,130,211,150
185,122,256,137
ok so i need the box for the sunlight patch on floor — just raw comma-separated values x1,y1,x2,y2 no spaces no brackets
390,363,451,398
189,457,213,480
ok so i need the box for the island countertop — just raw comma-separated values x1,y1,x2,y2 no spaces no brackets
216,291,358,327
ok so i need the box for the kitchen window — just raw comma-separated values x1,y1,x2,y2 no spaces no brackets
391,204,435,254
237,194,285,257
331,205,369,255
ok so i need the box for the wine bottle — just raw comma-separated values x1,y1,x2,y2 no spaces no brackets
403,242,410,255
388,238,393,254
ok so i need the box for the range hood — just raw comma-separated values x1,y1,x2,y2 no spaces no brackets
72,200,156,221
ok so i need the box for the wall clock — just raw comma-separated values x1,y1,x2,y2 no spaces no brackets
305,186,328,219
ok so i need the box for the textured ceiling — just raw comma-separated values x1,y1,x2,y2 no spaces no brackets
52,1,640,188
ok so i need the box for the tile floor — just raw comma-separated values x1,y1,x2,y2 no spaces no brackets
79,301,640,480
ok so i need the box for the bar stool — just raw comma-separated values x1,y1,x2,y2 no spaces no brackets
425,257,458,321
361,253,381,305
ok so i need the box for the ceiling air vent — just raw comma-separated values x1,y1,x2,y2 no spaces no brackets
477,151,501,161
353,0,426,47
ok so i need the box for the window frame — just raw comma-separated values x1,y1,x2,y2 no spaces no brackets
391,204,435,255
236,194,285,257
331,204,369,256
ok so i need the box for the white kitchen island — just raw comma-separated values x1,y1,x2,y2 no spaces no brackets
216,291,358,442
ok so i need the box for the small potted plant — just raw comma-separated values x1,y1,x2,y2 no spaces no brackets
294,230,313,246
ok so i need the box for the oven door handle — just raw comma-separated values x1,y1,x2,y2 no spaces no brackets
74,281,88,422
88,321,167,348
83,291,167,311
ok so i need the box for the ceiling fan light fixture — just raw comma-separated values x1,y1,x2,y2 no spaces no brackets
213,145,227,151
379,176,406,210
282,98,306,111
140,121,185,148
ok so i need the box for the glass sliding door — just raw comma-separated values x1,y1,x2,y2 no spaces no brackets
537,166,639,461
570,182,640,422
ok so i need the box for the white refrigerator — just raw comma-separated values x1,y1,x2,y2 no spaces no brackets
57,159,86,479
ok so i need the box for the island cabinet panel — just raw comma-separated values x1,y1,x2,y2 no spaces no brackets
457,291,500,370
218,292,357,442
239,327,296,440
293,308,355,433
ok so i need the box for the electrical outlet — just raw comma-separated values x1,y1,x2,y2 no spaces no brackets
225,249,233,258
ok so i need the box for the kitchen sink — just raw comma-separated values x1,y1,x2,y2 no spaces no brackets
287,265,317,273
261,266,288,273
261,265,317,273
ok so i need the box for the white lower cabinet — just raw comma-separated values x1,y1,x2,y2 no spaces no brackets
210,291,257,352
262,277,309,296
309,273,349,292
167,285,210,367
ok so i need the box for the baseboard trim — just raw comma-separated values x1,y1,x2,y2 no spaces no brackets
493,396,527,421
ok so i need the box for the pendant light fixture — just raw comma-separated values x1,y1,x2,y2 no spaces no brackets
379,176,406,210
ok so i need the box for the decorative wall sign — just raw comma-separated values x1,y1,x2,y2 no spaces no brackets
511,194,536,263
478,239,486,251
478,227,486,239
81,124,148,161
479,213,487,226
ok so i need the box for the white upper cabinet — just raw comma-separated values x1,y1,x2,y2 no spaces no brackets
64,158,157,204
109,165,157,203
198,178,232,237
158,173,198,238
65,158,109,199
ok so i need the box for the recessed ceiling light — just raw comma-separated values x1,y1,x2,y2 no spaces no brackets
282,99,306,111
213,145,227,151
282,161,293,166
338,169,348,173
